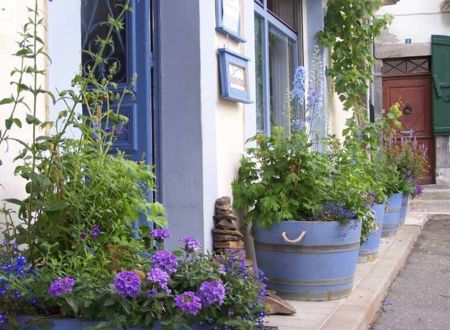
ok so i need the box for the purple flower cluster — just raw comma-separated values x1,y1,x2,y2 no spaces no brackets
113,271,141,299
319,201,356,221
413,184,423,198
197,280,225,307
174,291,202,316
151,250,178,274
151,228,170,242
147,268,170,294
91,225,101,239
179,236,201,253
48,277,76,297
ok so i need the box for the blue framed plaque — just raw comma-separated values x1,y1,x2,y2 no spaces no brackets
218,48,252,103
216,0,246,42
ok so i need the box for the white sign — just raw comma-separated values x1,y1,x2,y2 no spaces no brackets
222,0,240,35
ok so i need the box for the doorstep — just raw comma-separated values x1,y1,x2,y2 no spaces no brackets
264,224,422,330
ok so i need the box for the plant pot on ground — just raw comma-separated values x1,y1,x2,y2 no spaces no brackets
232,128,375,301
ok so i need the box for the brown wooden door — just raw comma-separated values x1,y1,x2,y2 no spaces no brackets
383,75,435,184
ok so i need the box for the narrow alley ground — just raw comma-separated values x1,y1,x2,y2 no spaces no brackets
370,219,450,330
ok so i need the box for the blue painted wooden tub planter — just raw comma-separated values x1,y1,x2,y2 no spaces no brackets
399,194,409,224
9,316,204,330
253,220,362,301
382,193,403,238
359,203,385,263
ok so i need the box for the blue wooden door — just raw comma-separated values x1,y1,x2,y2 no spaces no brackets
81,0,153,164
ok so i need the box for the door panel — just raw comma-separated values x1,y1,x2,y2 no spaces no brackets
81,0,153,163
383,75,435,184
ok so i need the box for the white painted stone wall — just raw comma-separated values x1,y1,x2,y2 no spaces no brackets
376,0,450,57
0,0,47,209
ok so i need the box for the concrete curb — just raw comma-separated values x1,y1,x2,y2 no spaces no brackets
319,225,422,330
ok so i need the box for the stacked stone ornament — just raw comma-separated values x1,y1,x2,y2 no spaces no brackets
212,196,245,257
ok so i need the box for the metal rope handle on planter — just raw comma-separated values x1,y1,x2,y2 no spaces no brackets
282,230,306,244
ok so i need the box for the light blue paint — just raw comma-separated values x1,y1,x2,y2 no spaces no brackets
359,203,385,259
158,0,208,250
254,220,362,301
399,194,409,224
382,193,403,237
11,316,205,330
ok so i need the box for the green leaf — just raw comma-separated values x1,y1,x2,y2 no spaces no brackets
0,97,14,105
5,118,13,129
25,114,41,125
3,198,24,206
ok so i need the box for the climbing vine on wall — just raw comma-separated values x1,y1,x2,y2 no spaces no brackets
318,0,392,112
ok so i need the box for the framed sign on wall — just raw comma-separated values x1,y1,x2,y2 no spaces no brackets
218,48,252,103
215,0,246,42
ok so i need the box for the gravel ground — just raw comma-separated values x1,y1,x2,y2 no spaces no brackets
370,219,450,330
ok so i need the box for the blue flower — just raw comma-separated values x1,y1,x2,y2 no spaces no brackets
291,66,306,104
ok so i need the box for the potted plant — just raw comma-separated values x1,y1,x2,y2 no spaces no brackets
0,2,266,329
381,104,429,236
232,127,374,301
340,117,388,262
387,132,428,225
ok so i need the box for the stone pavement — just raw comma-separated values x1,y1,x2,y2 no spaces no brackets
370,218,450,330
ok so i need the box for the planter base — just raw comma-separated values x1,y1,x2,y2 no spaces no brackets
273,283,354,301
358,252,379,263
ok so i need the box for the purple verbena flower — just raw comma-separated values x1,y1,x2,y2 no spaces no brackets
80,232,87,240
197,279,225,307
146,268,170,288
151,228,170,242
113,271,141,299
48,277,76,297
151,250,178,274
91,225,101,239
174,291,202,316
179,236,201,253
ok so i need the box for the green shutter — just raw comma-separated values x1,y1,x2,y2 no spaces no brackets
432,35,450,135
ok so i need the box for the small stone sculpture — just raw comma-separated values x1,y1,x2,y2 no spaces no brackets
213,197,245,256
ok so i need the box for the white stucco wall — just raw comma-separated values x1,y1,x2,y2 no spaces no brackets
0,0,47,208
199,0,257,249
376,0,450,57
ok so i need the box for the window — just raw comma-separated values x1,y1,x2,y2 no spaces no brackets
255,0,302,134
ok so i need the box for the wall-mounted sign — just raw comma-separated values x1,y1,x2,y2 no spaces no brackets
218,48,252,103
215,0,245,42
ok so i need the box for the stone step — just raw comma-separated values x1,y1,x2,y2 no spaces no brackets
416,190,450,200
410,200,450,213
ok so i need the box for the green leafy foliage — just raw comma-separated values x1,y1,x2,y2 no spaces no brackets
0,1,265,328
318,0,392,112
232,127,334,228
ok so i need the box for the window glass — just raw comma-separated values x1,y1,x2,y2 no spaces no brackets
255,15,265,133
81,0,128,83
267,0,296,31
269,25,296,131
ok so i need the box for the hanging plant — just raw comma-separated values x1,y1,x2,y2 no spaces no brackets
318,0,392,112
